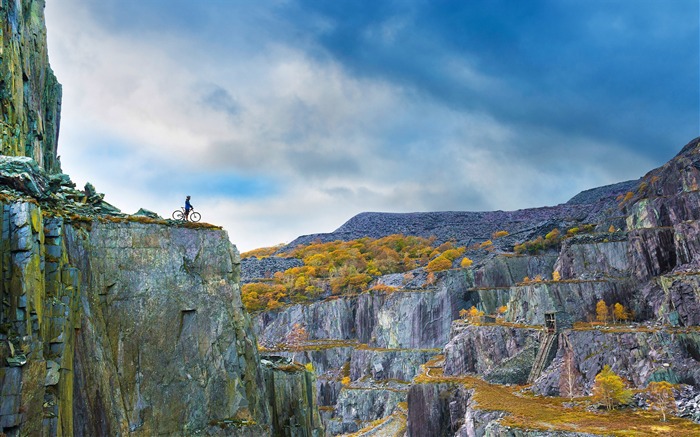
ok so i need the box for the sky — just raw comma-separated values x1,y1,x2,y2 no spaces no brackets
44,0,699,252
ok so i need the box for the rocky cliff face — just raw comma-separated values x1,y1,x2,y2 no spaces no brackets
1,0,62,173
249,139,700,436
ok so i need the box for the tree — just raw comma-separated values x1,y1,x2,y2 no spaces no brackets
465,306,484,324
552,271,561,281
608,225,616,233
460,257,474,268
613,303,630,323
559,348,581,400
592,365,632,410
646,381,676,422
596,300,609,323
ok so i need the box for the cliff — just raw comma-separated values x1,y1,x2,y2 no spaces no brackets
248,139,700,437
1,0,62,173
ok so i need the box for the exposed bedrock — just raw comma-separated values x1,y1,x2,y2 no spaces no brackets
255,298,358,347
262,360,324,437
358,270,471,349
327,387,407,435
474,254,558,288
1,0,63,172
66,222,270,436
406,383,485,437
443,325,541,385
505,279,633,327
533,329,700,396
555,238,630,280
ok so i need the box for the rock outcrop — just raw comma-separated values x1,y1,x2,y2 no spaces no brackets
1,0,62,173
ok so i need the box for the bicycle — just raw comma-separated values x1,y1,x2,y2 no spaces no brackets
172,207,201,222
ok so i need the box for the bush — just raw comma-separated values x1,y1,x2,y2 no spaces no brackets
426,256,453,272
460,257,474,268
492,230,509,239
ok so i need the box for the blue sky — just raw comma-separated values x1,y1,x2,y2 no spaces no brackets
45,0,699,251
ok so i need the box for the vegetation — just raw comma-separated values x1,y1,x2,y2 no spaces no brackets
414,366,700,436
646,381,676,422
460,257,474,268
241,234,467,311
492,230,509,239
241,244,284,259
592,365,633,410
459,306,485,324
513,225,596,255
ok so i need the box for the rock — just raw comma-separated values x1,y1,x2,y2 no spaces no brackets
133,208,161,219
6,354,27,367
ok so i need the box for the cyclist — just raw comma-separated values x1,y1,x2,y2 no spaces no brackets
185,196,193,220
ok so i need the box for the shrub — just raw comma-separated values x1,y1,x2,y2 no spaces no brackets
460,257,474,268
426,256,453,272
479,240,493,249
493,230,509,239
592,365,632,410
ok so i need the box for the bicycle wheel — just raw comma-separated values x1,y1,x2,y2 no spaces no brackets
172,210,184,220
189,212,201,222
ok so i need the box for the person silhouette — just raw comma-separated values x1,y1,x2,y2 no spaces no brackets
185,195,193,220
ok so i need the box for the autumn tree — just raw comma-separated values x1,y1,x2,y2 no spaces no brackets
592,365,632,410
608,225,616,233
552,271,561,281
596,300,609,323
466,306,484,324
646,381,676,422
613,303,630,323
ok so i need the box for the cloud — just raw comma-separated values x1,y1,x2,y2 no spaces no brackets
44,0,697,251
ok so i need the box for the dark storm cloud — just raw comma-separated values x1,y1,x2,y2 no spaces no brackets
285,0,699,161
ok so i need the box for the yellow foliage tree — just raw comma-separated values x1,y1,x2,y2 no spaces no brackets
596,300,609,323
466,306,485,324
460,257,474,268
646,381,676,422
608,225,616,233
341,376,351,386
613,302,630,323
479,240,493,249
552,271,561,281
592,365,632,410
